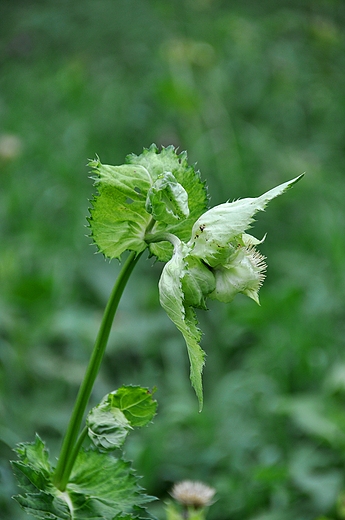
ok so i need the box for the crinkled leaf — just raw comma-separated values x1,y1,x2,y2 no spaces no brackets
13,491,71,520
12,436,155,520
12,435,70,519
89,145,208,262
87,386,157,451
90,161,152,196
127,145,208,262
87,406,132,452
145,171,189,224
189,174,303,267
158,241,205,410
11,434,52,494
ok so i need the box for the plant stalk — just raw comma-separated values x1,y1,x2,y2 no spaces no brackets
53,250,142,490
145,231,180,248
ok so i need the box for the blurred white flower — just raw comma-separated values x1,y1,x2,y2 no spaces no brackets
170,480,216,508
0,134,22,161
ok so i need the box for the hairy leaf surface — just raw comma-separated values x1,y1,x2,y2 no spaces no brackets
189,175,304,267
88,160,152,259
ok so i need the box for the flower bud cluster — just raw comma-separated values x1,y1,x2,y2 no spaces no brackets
182,232,267,308
89,145,303,408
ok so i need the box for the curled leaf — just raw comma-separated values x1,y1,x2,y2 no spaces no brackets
146,171,189,224
158,240,205,410
181,256,215,310
106,385,157,428
87,405,132,451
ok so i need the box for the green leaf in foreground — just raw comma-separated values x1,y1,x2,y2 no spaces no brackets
87,386,157,451
12,435,155,520
12,434,52,493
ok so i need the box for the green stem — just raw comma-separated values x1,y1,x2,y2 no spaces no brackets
53,250,142,490
61,426,88,487
145,231,180,249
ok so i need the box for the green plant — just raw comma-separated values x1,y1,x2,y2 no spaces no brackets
11,144,302,519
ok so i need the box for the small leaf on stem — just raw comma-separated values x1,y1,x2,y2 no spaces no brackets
87,386,157,451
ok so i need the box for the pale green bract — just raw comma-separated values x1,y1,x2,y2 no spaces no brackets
89,144,303,409
88,161,152,259
158,239,205,410
185,175,304,306
158,174,303,409
188,175,303,268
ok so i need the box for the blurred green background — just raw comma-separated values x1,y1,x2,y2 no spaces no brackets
1,1,345,519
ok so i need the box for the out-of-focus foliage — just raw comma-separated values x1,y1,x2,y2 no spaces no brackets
1,1,345,519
